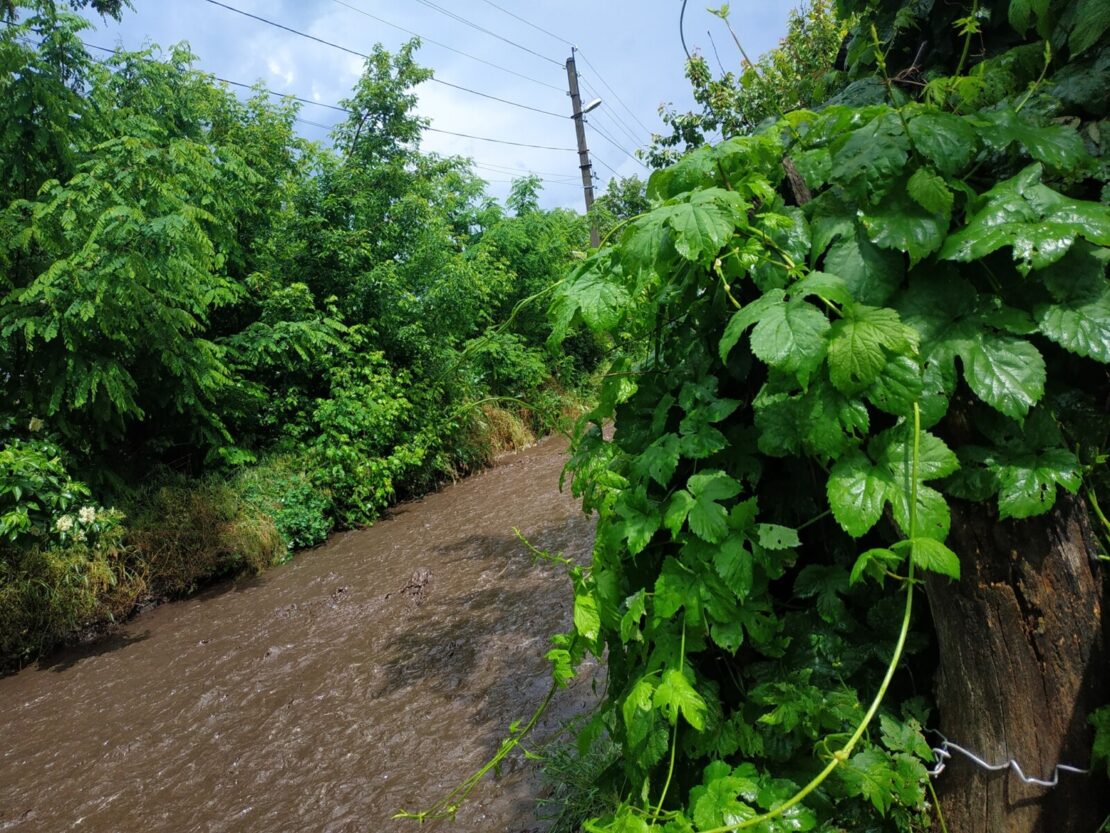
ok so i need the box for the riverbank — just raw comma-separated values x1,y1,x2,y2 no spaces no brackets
0,433,598,832
0,399,585,674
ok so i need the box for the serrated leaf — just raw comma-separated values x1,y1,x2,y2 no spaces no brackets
573,588,602,641
828,450,889,537
906,111,978,176
756,523,800,550
620,590,647,643
615,490,662,554
1035,290,1110,363
905,537,960,578
862,182,948,263
963,332,1045,419
907,167,953,217
844,749,897,815
823,224,904,305
720,289,785,362
713,534,754,600
632,434,682,487
828,304,917,393
975,108,1088,171
1069,0,1110,53
889,482,952,540
940,164,1110,273
664,490,696,537
867,354,924,416
880,714,934,760
749,297,830,381
686,470,743,543
850,547,901,585
663,188,745,263
654,668,707,730
997,448,1082,519
830,111,910,195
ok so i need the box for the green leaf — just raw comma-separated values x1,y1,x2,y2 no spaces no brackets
1068,0,1110,53
574,588,602,641
823,224,904,305
654,668,707,730
828,304,917,393
663,188,745,263
620,590,647,643
862,182,948,263
844,749,897,815
849,547,901,585
940,164,1110,273
902,537,961,579
997,448,1082,519
748,297,830,382
615,490,662,555
975,108,1088,171
632,434,683,487
827,450,888,538
720,290,784,362
906,167,953,217
713,533,754,600
685,471,743,543
866,354,924,416
906,111,978,176
830,111,910,196
756,523,800,550
549,257,630,343
880,714,934,760
1035,289,1110,363
963,333,1045,419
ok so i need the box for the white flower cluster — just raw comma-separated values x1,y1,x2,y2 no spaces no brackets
53,506,104,543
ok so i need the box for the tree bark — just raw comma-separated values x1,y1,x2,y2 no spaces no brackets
925,495,1108,833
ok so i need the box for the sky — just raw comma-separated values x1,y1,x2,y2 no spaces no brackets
73,0,798,209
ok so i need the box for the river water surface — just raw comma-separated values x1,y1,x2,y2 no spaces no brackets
0,435,598,832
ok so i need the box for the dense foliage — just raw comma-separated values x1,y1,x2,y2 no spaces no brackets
545,0,1109,829
0,1,596,666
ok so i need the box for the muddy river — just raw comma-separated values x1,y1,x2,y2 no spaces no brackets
0,435,598,832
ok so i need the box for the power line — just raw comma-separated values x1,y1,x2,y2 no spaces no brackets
575,49,654,137
328,0,563,92
472,161,580,180
424,126,574,151
588,119,645,167
590,153,621,178
579,77,645,150
474,0,575,49
411,0,563,67
40,35,580,152
200,0,567,119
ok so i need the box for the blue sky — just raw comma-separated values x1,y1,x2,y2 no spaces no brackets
76,0,797,208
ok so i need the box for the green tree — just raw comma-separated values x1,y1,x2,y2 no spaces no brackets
647,0,846,167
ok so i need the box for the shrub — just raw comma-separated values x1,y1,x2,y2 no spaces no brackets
234,455,332,554
128,475,282,595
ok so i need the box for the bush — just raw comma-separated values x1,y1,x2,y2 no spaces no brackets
128,475,282,595
0,521,139,665
234,456,331,553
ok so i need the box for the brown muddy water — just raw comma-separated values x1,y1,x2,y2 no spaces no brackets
0,435,599,833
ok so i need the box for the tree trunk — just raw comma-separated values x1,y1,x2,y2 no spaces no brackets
925,495,1108,833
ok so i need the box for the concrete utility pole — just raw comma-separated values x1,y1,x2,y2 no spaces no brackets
566,48,600,248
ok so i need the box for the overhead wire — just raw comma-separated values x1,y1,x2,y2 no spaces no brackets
327,0,563,92
200,0,568,118
587,119,646,167
410,0,563,67
574,49,654,137
578,76,645,150
23,33,579,152
473,0,575,49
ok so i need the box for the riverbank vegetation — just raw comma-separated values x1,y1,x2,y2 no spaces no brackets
0,1,606,668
